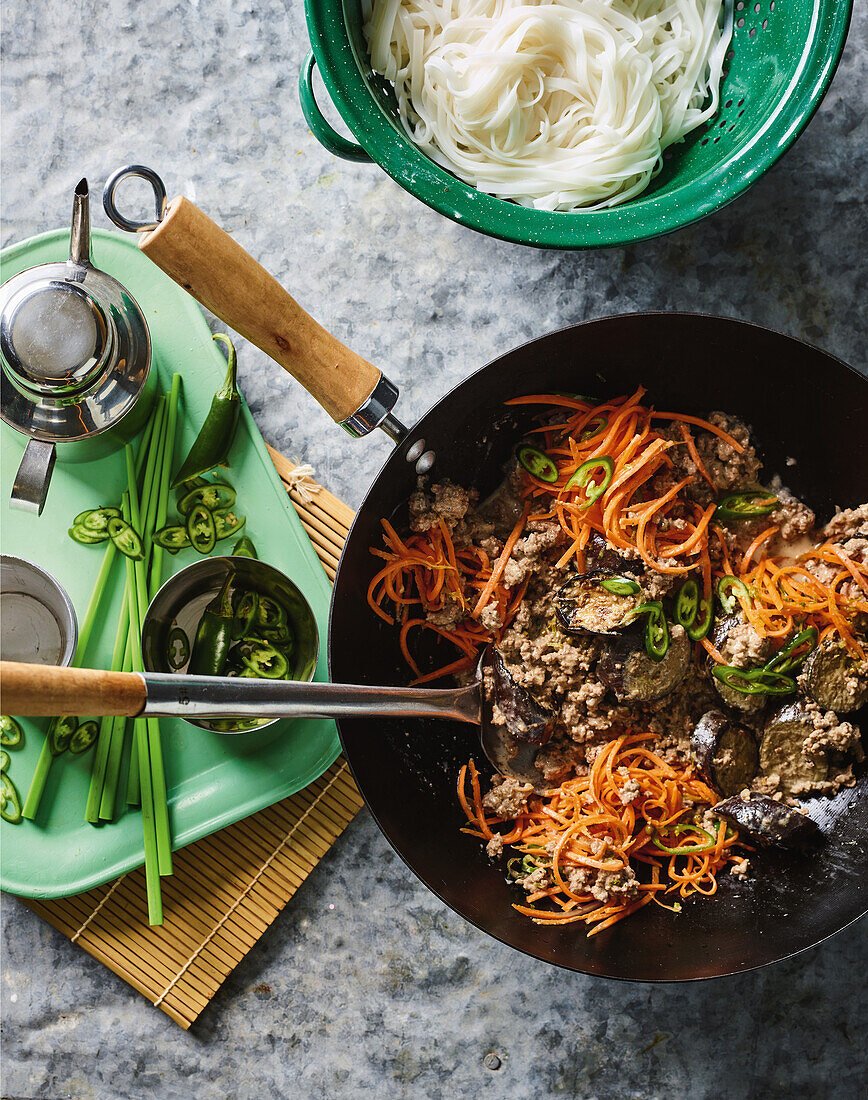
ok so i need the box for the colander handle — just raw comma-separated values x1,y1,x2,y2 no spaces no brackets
103,167,399,437
299,52,373,164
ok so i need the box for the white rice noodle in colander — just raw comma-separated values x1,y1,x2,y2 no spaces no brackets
362,0,733,211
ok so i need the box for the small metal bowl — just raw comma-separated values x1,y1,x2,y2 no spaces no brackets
0,554,78,667
142,556,319,733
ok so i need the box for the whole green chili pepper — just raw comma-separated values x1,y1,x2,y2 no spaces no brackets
188,573,236,676
172,334,242,486
231,535,258,559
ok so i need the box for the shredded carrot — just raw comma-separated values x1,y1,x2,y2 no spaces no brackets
473,505,530,617
458,734,745,938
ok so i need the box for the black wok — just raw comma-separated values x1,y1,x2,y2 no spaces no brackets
115,181,867,980
329,313,868,981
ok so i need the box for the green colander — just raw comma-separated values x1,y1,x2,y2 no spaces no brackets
300,0,852,249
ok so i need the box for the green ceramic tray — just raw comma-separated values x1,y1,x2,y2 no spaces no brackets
0,229,340,899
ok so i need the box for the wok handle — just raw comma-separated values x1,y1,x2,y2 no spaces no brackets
1,662,146,717
136,194,387,428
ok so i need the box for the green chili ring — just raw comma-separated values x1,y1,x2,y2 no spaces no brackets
213,509,246,542
633,601,670,661
764,626,819,675
167,626,192,670
516,444,559,484
179,483,236,516
69,524,108,545
651,824,718,855
1,773,22,824
107,517,145,560
687,594,714,641
674,579,700,627
69,720,99,755
47,715,78,756
154,525,191,553
717,575,751,615
565,456,614,509
599,576,641,596
715,490,778,520
186,504,217,554
240,641,289,679
0,716,23,748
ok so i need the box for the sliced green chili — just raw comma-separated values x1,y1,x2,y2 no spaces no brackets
516,444,558,484
186,504,217,554
579,415,608,441
174,476,210,507
69,720,99,755
81,506,122,535
0,750,9,773
47,715,78,756
764,627,819,675
1,773,22,824
674,579,700,627
599,576,640,596
154,525,191,553
256,597,287,631
232,590,260,640
231,535,258,559
687,594,714,641
240,640,289,679
651,824,718,855
633,601,669,661
167,626,191,670
0,716,23,748
107,517,144,561
711,665,796,696
179,482,236,516
69,524,108,545
717,575,751,614
172,334,242,486
715,490,778,520
213,509,245,542
565,456,614,509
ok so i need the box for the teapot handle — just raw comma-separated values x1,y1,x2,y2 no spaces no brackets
10,438,56,515
103,166,403,439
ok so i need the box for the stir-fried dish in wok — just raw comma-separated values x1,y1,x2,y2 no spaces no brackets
367,389,867,934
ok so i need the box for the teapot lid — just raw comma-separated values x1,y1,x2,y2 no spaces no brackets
0,179,150,444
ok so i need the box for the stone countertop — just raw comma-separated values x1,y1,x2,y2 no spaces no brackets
1,0,866,1096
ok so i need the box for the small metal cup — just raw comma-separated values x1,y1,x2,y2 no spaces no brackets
0,554,78,667
141,556,319,733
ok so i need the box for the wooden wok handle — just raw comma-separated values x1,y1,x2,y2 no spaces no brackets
0,662,146,717
138,196,381,424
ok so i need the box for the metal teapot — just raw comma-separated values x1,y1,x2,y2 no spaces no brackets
0,179,154,514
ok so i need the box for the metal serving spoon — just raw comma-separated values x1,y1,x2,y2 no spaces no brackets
0,658,550,787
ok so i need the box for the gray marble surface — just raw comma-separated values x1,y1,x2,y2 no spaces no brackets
2,0,867,1096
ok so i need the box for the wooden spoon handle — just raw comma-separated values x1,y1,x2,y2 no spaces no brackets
0,662,146,717
138,196,381,424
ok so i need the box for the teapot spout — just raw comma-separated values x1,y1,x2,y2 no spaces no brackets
68,178,92,270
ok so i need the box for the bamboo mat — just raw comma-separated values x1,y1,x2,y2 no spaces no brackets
20,450,363,1030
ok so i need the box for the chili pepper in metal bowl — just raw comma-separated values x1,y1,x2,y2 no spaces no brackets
188,572,235,676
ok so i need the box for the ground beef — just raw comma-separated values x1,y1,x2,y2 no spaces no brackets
482,775,533,818
485,833,504,860
802,708,865,762
768,480,816,542
695,412,762,493
719,617,772,668
408,480,474,532
823,504,868,542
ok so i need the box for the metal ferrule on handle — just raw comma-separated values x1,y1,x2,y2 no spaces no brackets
142,672,480,725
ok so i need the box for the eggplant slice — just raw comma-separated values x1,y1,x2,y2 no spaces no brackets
555,570,642,636
490,650,555,746
802,639,868,714
759,702,830,796
598,622,691,702
584,530,644,577
691,710,759,797
714,793,822,849
709,614,769,720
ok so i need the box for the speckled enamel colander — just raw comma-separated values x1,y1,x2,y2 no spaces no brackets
299,0,852,249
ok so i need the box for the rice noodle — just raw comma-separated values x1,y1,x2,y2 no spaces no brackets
362,0,733,210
